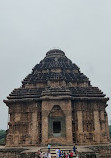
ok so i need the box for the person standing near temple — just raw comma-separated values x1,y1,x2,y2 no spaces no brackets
59,149,61,158
70,151,73,158
48,144,51,153
47,152,51,158
73,145,77,155
44,152,48,158
40,152,44,158
56,148,59,158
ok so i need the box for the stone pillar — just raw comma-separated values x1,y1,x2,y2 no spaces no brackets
101,111,104,120
105,113,110,142
66,101,73,144
100,111,105,131
94,111,101,143
77,110,83,143
77,111,83,133
31,104,38,144
41,101,48,144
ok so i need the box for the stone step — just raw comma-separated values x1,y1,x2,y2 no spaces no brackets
40,147,77,158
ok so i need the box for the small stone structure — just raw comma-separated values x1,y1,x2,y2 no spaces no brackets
4,49,110,147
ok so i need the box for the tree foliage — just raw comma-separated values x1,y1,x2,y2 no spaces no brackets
0,130,6,145
109,125,111,138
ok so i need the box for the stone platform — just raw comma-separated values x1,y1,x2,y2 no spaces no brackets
0,144,111,158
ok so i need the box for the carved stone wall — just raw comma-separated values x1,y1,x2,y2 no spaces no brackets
72,101,109,145
6,102,42,147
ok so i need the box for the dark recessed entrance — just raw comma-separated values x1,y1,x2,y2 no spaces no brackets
53,121,61,133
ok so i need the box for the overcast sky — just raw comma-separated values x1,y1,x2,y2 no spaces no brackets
0,0,111,129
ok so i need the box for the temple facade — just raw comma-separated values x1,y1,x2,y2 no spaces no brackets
4,49,110,147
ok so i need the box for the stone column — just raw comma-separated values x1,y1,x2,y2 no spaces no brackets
100,111,105,131
94,111,101,143
77,110,83,143
101,111,104,120
31,104,38,144
77,111,83,133
41,101,48,144
66,101,73,144
105,113,110,142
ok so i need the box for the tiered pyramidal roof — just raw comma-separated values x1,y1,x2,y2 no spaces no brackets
4,49,107,103
23,49,88,84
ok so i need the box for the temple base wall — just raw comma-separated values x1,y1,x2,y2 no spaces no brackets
1,145,111,158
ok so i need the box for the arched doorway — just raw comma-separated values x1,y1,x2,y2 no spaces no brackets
48,105,66,138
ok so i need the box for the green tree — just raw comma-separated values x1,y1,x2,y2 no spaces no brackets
109,125,111,138
0,130,6,145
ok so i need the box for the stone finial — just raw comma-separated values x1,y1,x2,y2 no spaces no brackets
46,49,65,57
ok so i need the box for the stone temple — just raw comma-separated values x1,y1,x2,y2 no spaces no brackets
4,49,110,147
